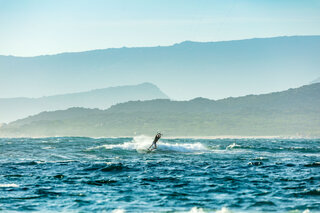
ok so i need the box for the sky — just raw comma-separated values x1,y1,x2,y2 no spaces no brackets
1,0,320,56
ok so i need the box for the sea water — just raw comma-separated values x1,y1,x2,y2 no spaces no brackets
0,136,319,212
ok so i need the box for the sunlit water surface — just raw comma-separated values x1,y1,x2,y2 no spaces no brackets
1,136,319,212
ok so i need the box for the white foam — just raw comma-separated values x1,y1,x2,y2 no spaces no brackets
216,207,232,213
112,209,125,213
89,135,208,153
226,143,241,149
158,142,207,152
188,207,205,213
0,183,19,188
42,146,54,149
101,135,152,151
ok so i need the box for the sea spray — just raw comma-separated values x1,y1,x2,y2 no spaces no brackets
88,135,208,153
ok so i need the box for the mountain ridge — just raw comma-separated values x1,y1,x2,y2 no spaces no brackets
1,35,319,99
1,35,317,58
0,82,168,123
1,83,319,137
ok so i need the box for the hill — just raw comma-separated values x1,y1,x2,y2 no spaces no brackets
1,36,320,100
0,83,168,123
1,83,319,137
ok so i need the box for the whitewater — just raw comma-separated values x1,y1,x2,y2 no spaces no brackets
1,136,320,212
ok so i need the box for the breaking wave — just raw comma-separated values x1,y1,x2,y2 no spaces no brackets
88,135,208,153
0,183,19,188
1,137,320,212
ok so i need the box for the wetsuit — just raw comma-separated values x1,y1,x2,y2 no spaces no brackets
153,134,161,144
149,133,161,150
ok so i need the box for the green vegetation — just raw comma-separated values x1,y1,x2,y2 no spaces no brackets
1,83,320,137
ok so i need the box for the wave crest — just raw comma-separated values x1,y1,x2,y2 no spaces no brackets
88,135,208,153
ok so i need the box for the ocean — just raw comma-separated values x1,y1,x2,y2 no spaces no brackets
0,136,319,212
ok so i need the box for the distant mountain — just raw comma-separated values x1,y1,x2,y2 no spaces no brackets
1,83,319,137
1,36,320,100
0,83,168,123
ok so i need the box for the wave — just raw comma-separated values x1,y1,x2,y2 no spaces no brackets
109,207,232,213
111,209,125,213
187,207,233,213
88,135,208,153
158,142,207,152
0,183,19,188
188,207,205,213
304,162,320,167
226,143,241,149
224,142,320,154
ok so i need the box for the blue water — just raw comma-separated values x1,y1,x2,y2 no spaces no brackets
1,136,320,212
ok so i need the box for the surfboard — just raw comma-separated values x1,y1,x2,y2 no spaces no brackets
147,148,156,153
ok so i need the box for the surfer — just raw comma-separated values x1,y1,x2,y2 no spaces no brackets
148,132,162,150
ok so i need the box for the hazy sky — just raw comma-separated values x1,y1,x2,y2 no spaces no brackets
1,0,320,56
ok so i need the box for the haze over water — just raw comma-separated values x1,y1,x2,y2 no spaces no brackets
1,136,319,212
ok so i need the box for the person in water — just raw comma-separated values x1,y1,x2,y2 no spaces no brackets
148,132,162,150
